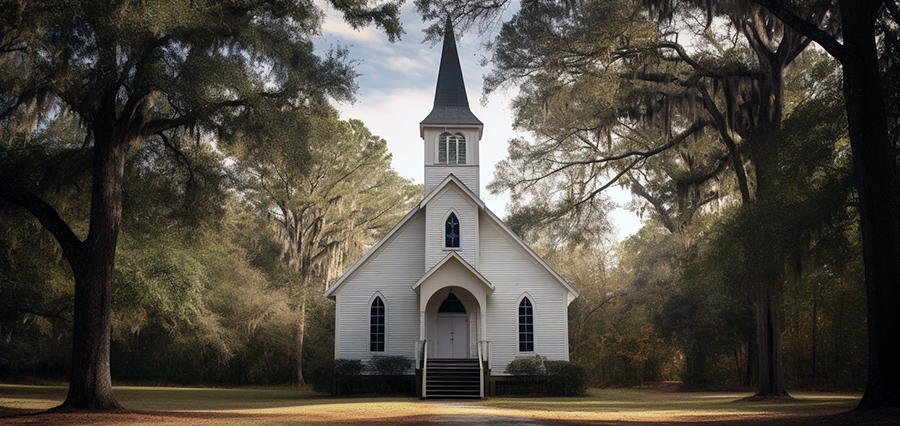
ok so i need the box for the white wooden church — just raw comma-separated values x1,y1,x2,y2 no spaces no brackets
324,20,578,398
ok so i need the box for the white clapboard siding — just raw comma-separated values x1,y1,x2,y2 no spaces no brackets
479,211,570,373
334,212,425,363
425,186,479,270
424,165,479,196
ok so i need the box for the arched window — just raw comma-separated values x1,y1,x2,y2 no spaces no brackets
445,213,460,248
370,296,385,352
438,133,466,164
518,297,534,352
438,290,466,313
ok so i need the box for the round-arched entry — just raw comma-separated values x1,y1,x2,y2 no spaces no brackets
435,290,468,358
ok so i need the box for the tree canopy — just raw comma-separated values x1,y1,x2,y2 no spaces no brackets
0,0,404,409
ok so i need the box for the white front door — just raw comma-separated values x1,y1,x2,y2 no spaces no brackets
435,315,469,358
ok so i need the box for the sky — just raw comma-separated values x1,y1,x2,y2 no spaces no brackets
313,3,643,242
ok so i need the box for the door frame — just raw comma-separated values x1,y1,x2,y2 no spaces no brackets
435,313,470,358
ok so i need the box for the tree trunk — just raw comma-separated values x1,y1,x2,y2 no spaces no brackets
754,292,788,397
295,296,307,386
839,0,900,410
744,324,757,388
811,286,818,385
60,123,131,410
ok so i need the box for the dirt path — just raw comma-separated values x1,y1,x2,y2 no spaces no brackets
2,385,898,426
426,400,554,425
2,404,899,425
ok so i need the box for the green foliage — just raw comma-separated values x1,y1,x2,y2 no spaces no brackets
369,356,412,376
308,358,365,394
1,0,404,404
544,360,588,396
503,356,587,396
308,358,413,395
505,355,547,376
334,359,367,376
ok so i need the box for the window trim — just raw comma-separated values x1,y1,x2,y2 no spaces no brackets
437,132,467,165
442,209,462,250
369,293,386,353
517,293,535,353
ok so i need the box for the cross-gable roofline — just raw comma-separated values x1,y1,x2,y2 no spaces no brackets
324,174,578,301
421,173,484,207
324,206,421,300
411,251,494,292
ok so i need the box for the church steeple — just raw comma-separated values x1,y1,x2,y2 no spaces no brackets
420,18,482,128
420,17,484,197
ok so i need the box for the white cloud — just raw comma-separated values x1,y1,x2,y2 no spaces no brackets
320,8,384,45
381,55,431,76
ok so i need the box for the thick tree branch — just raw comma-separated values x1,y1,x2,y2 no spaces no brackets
0,191,83,263
750,0,846,60
658,41,714,74
631,180,676,232
17,306,73,324
697,83,752,202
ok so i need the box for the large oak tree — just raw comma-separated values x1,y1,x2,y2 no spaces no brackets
746,0,900,409
230,113,418,385
0,0,401,409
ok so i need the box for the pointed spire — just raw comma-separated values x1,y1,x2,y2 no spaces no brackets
420,17,482,126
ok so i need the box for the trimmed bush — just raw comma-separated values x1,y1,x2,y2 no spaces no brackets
505,355,547,375
308,359,367,394
545,360,588,396
334,358,366,376
369,356,413,394
369,356,412,376
309,358,414,395
503,356,587,396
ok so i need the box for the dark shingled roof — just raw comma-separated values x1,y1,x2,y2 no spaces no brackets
420,18,482,126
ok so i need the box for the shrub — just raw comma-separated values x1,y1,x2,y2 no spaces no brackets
503,356,587,396
369,356,412,376
334,359,366,376
505,355,547,376
308,359,367,394
368,356,412,394
545,360,588,396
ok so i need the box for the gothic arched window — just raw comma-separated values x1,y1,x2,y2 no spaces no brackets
370,296,385,352
445,213,460,248
438,133,466,164
518,297,534,352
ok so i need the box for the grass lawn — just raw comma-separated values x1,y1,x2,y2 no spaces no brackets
0,383,867,425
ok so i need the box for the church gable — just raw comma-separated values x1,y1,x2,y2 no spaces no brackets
328,211,425,360
425,183,480,270
478,210,573,297
325,209,425,300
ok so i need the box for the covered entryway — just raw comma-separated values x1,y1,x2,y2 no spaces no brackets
412,252,494,398
435,291,469,358
413,252,494,359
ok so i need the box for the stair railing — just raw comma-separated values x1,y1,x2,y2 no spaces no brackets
422,340,428,398
478,340,492,370
415,340,424,369
477,342,484,398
